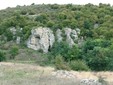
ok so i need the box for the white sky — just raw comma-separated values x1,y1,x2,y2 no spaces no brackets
0,0,113,10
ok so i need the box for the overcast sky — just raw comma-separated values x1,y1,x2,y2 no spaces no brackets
0,0,113,10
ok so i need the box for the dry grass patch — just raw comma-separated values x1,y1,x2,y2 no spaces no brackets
0,62,113,85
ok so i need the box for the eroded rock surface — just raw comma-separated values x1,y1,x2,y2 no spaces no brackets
16,36,21,44
27,27,55,53
56,29,63,42
65,28,79,47
52,70,77,79
10,27,16,35
27,27,81,53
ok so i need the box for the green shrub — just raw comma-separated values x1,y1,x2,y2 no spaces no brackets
85,47,110,71
50,41,70,60
55,55,70,70
0,51,6,62
4,29,13,41
20,10,27,15
69,60,90,71
10,45,19,59
47,21,54,27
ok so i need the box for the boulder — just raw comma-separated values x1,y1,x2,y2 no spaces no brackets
27,27,55,53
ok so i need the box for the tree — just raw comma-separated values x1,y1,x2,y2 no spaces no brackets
50,41,70,58
84,19,93,29
35,14,48,24
65,44,80,61
86,47,109,71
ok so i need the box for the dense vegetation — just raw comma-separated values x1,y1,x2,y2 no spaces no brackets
0,3,113,71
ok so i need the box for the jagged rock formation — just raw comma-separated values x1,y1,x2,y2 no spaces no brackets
64,28,79,47
9,27,22,44
27,27,55,53
27,27,81,53
10,27,16,35
16,36,21,44
56,29,63,42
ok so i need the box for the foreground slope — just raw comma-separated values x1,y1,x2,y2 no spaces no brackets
0,62,113,85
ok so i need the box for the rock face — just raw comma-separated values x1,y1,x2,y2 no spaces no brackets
64,28,79,47
56,29,63,42
10,27,16,35
27,27,55,53
16,36,21,44
27,27,81,53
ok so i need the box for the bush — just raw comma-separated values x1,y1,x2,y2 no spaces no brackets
55,55,70,70
47,21,54,27
69,60,90,71
10,45,19,59
85,47,110,71
0,51,6,62
50,41,70,60
4,29,13,41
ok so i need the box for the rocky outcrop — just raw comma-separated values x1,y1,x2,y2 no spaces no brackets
27,27,55,53
52,70,102,85
80,79,102,85
56,29,63,42
10,27,16,35
27,27,81,53
16,36,21,44
64,28,79,47
10,27,22,44
52,70,77,79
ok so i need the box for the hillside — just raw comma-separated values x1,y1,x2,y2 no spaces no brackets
0,62,113,85
0,3,113,72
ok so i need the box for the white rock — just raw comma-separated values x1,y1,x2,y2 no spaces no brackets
56,29,63,42
27,27,81,53
94,24,99,29
27,27,55,53
65,28,78,47
16,36,21,44
76,28,80,34
10,27,16,35
80,79,101,85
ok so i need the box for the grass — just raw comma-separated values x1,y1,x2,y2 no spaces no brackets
0,62,113,85
0,62,79,85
